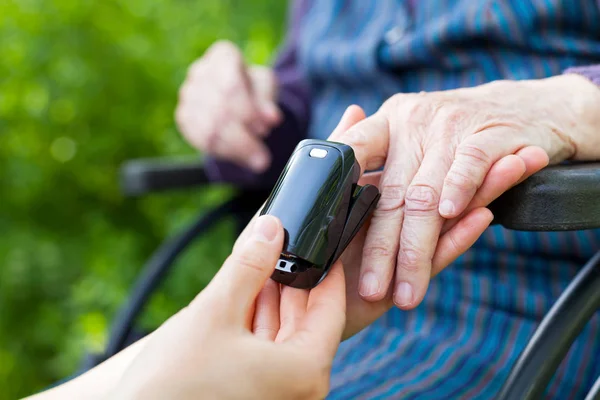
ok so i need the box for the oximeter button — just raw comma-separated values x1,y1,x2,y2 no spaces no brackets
309,148,328,158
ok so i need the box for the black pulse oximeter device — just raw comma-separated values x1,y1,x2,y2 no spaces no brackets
260,139,380,289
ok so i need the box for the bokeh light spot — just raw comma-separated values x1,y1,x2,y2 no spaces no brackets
50,136,77,163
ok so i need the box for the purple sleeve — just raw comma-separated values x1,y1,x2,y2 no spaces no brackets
564,64,600,86
272,0,311,135
204,0,311,188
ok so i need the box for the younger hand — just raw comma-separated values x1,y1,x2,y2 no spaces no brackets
109,215,346,400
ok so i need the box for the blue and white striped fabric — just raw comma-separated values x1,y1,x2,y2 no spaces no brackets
292,1,600,398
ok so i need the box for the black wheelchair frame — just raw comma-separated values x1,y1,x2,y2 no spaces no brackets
80,157,600,400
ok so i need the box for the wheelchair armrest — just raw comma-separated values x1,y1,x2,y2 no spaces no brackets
121,157,600,232
120,158,209,196
489,162,600,231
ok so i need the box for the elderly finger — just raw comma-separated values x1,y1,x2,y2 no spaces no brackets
394,146,452,309
205,43,273,136
441,146,548,235
329,112,389,174
330,105,367,138
210,120,271,172
248,65,282,127
358,136,420,302
441,154,525,235
439,129,527,219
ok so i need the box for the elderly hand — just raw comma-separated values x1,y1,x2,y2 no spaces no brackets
108,215,346,400
233,105,527,339
176,40,282,172
331,74,600,310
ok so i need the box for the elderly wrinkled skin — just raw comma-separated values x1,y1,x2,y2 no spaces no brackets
175,40,282,173
331,74,600,311
205,73,600,342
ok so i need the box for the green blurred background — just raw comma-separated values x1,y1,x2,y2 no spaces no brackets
0,0,286,397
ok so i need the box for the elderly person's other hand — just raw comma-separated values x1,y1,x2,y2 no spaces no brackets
332,74,600,310
175,41,282,173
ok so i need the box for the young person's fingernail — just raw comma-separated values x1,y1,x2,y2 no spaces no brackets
253,215,279,242
394,282,414,307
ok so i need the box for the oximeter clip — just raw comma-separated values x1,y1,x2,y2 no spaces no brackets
260,139,380,289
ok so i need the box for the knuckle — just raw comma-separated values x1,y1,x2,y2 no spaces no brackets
456,142,491,168
377,182,407,212
445,143,492,189
363,235,397,259
410,96,446,119
444,167,475,191
363,245,393,259
436,107,470,137
397,248,424,273
405,183,440,214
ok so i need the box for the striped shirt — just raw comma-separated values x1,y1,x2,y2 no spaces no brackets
208,1,600,398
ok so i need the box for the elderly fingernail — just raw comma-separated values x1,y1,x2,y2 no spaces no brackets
394,282,413,307
253,215,279,242
249,154,269,172
439,199,455,216
359,272,380,297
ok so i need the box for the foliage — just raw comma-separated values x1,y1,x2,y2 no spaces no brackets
0,0,286,397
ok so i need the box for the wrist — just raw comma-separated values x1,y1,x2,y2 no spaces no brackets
546,73,600,160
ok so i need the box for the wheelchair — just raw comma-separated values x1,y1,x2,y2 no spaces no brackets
79,145,600,399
